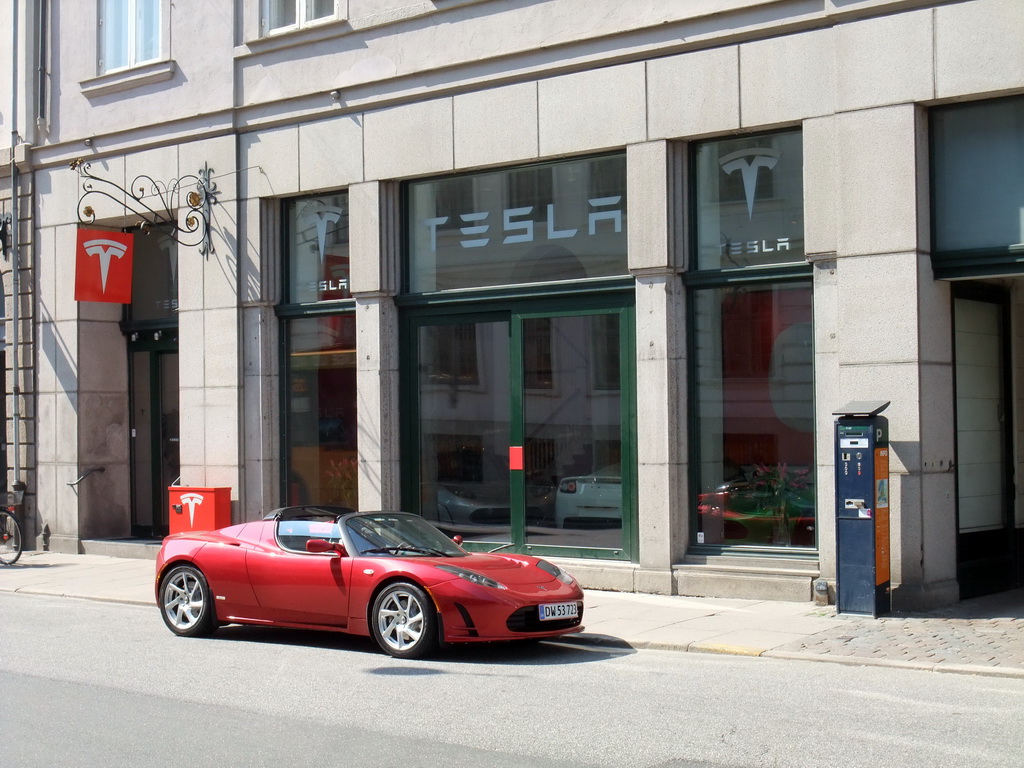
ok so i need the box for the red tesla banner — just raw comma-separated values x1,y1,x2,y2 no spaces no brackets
74,227,134,304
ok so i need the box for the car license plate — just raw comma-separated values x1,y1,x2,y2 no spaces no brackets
538,602,578,621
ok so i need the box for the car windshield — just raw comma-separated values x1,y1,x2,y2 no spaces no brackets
345,514,465,557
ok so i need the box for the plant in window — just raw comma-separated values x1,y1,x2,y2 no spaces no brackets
324,455,358,507
751,463,811,544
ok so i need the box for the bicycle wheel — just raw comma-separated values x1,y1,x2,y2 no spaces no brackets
0,510,23,565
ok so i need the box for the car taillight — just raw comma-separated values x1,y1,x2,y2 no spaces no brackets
559,480,577,493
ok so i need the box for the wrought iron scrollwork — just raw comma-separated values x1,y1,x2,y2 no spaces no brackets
71,158,219,255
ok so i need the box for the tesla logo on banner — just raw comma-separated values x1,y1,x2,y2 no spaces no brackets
179,492,205,527
75,228,134,303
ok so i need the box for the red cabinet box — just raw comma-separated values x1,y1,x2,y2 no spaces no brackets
168,486,232,535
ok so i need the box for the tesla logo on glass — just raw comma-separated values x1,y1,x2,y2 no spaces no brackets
421,198,623,251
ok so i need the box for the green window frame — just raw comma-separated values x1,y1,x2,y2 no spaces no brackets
687,129,817,554
277,192,358,509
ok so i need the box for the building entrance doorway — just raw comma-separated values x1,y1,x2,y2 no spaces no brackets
129,334,179,538
953,287,1016,598
124,230,179,538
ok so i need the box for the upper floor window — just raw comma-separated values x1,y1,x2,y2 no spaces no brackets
264,0,336,34
100,0,162,73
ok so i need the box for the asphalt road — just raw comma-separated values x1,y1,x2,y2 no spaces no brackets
2,592,1023,768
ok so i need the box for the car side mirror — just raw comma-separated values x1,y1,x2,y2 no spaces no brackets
452,535,463,546
306,539,347,557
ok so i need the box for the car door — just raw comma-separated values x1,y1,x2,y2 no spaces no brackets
245,523,352,627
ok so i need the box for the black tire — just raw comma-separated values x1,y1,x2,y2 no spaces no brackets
0,510,23,566
159,564,216,637
370,582,439,659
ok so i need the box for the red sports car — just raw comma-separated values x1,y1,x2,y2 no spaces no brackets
155,506,584,659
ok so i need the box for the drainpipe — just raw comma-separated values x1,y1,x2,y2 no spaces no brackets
9,0,23,496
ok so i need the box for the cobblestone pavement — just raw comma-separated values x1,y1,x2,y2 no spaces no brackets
767,588,1024,676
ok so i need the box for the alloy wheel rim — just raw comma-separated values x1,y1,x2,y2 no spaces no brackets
164,571,204,629
377,590,424,651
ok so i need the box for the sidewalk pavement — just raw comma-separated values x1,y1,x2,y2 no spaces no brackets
3,551,1023,679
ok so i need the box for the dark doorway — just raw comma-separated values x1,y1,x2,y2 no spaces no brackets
129,334,179,537
123,231,179,538
953,286,1017,598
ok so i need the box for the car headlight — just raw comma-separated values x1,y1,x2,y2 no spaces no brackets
435,564,507,589
536,559,576,585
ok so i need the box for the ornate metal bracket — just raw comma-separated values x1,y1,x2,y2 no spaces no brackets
71,159,219,256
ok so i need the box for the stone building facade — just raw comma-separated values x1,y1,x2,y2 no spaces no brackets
2,0,1022,608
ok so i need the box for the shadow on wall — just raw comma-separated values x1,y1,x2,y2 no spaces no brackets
38,306,79,404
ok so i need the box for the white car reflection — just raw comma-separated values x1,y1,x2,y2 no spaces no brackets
554,466,622,528
433,483,555,527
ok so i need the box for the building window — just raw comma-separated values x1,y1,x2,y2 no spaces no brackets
100,0,162,73
281,192,357,509
264,0,336,33
406,154,628,293
931,96,1024,276
692,285,815,548
689,129,814,550
694,130,804,271
422,323,481,387
286,194,350,304
128,229,178,322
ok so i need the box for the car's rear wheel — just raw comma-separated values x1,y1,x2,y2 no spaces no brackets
371,582,438,659
159,564,215,638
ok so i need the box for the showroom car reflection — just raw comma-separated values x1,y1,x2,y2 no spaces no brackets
697,473,815,547
554,465,622,529
431,482,556,527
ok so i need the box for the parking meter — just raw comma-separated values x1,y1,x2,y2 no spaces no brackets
833,401,891,616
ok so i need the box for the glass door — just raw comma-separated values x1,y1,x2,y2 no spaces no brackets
130,342,180,538
415,317,512,543
405,300,634,559
519,313,625,552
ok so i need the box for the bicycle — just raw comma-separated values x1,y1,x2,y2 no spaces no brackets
0,507,23,565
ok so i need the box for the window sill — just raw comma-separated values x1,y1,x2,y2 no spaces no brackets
81,60,177,99
238,18,350,59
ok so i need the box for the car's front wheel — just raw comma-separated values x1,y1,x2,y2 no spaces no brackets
370,582,438,659
159,564,216,638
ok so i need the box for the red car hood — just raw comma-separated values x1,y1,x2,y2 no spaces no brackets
445,553,560,587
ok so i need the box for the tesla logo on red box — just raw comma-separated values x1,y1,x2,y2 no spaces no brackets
179,492,205,527
75,228,134,304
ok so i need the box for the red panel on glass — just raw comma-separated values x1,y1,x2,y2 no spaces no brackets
509,446,524,471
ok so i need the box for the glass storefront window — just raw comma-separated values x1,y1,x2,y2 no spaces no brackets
694,130,804,270
286,193,350,304
406,154,627,292
284,315,358,508
693,284,815,547
932,96,1024,253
